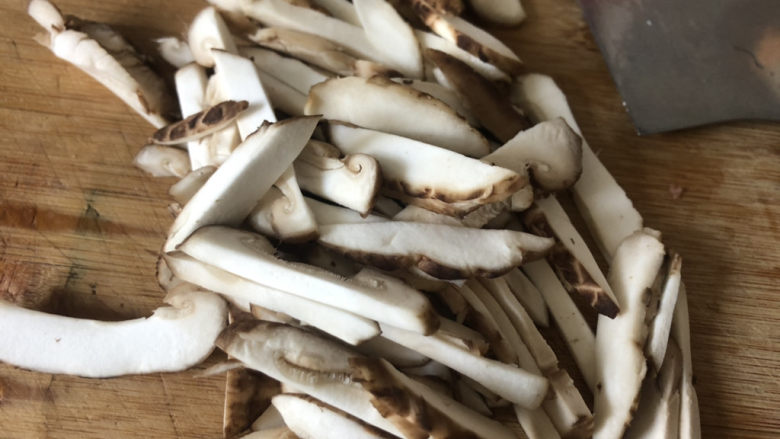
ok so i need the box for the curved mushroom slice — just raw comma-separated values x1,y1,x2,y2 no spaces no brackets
354,0,423,78
426,49,529,142
318,222,553,280
309,76,489,157
241,0,376,60
413,4,523,75
164,116,319,251
393,78,479,126
512,74,643,260
249,167,319,242
294,141,381,215
165,252,379,345
380,323,548,409
415,30,509,82
525,196,618,318
169,166,216,205
151,100,249,146
468,0,526,25
483,118,583,193
255,70,307,116
0,287,226,377
156,37,194,68
133,145,190,178
273,394,396,439
181,226,438,334
29,0,172,127
248,28,397,78
593,230,666,439
188,6,239,67
240,46,330,95
327,124,520,215
306,197,386,225
393,205,464,226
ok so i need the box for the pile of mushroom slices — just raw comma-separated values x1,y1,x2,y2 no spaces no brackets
10,0,701,438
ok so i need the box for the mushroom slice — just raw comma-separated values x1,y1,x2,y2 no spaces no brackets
220,322,514,438
512,74,643,260
188,6,239,67
28,0,172,127
294,141,381,215
455,285,560,439
217,321,403,436
353,358,518,439
181,226,438,334
309,76,490,157
165,252,379,345
593,230,666,439
625,340,683,439
247,27,397,78
169,166,217,205
524,195,618,318
0,287,226,377
355,336,430,368
502,268,549,327
155,37,194,68
523,260,597,391
372,195,403,217
241,46,330,95
426,49,529,142
256,70,308,116
483,118,583,193
151,100,249,145
327,124,521,215
480,277,593,437
455,379,492,416
311,0,361,25
318,222,553,279
415,30,509,82
417,0,464,15
240,427,296,439
437,317,489,355
224,368,281,439
249,167,319,242
273,394,395,439
468,0,526,25
413,5,523,75
133,145,190,178
164,116,319,251
393,205,464,227
241,0,376,60
672,285,701,439
306,197,386,225
174,63,224,169
211,50,277,138
646,253,682,372
252,404,286,431
393,78,478,126
354,0,423,78
380,323,548,409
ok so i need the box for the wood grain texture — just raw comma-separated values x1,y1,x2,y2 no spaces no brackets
0,0,777,438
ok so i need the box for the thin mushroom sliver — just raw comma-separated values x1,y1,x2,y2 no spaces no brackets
151,100,249,145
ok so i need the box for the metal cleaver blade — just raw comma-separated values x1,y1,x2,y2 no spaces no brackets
578,0,780,134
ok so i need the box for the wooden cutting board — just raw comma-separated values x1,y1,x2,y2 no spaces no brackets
0,0,778,437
